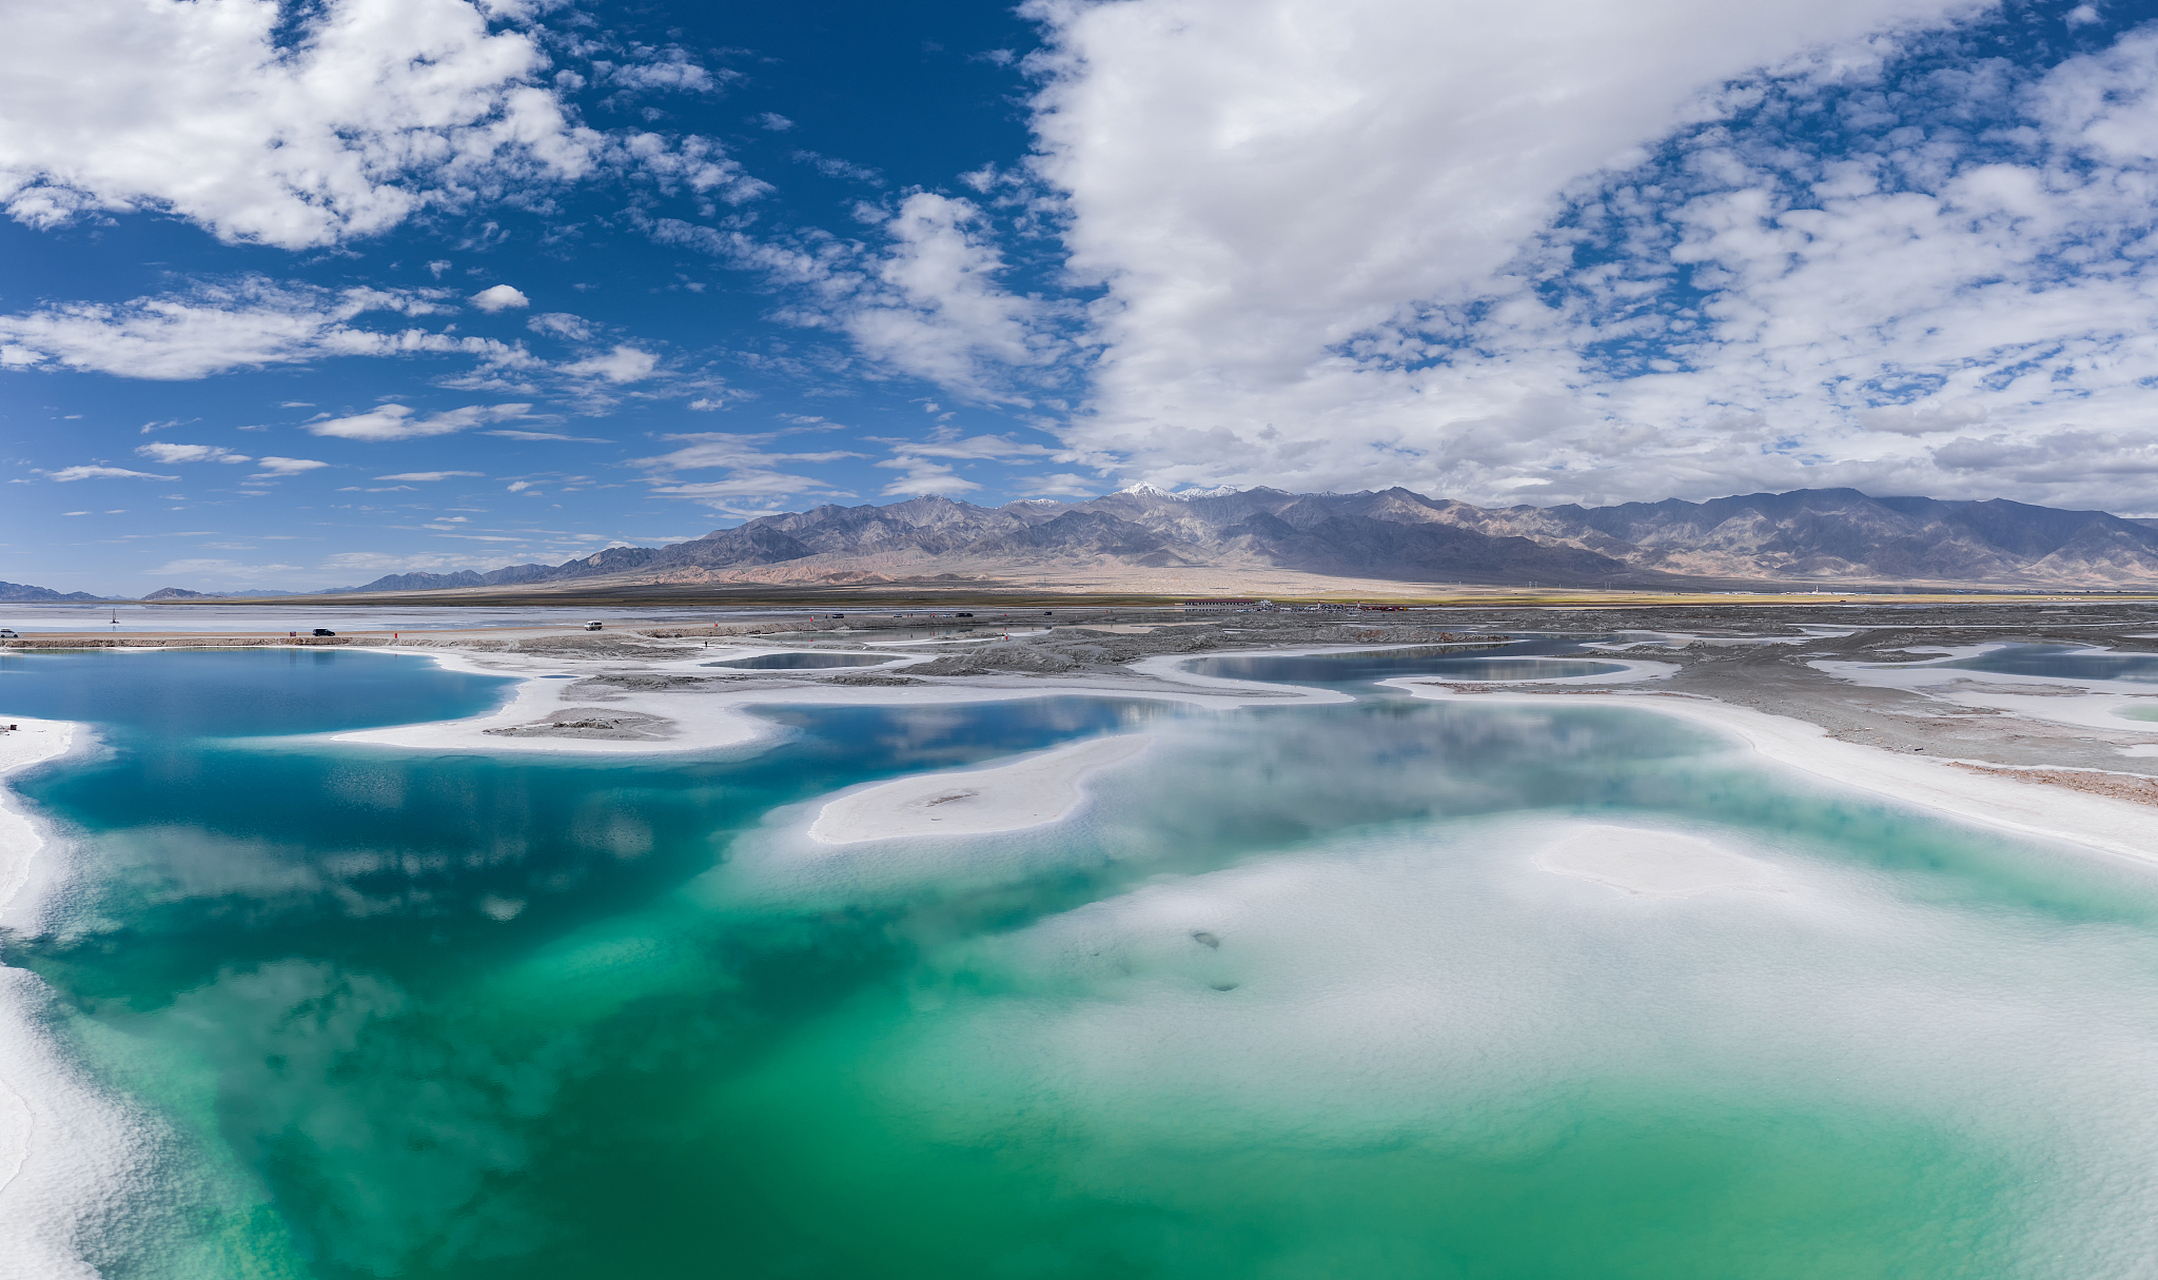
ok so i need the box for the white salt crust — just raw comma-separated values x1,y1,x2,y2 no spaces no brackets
0,718,146,1280
809,735,1154,844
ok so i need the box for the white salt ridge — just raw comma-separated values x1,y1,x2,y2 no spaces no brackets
0,718,149,1280
327,645,1344,758
1384,679,2158,865
0,719,72,920
1535,824,1786,897
1811,645,2158,736
810,735,1153,844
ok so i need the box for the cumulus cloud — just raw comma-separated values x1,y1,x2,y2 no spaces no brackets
560,344,659,383
253,457,330,475
376,470,485,481
0,278,533,379
137,443,251,465
306,403,530,441
1019,0,2126,505
470,285,530,312
0,0,598,249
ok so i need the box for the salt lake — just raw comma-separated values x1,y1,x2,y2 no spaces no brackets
5,646,2158,1278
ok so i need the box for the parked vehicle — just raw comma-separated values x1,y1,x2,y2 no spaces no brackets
311,628,336,637
0,628,17,638
584,620,603,631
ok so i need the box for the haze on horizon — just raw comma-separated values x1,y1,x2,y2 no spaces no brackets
5,0,2158,596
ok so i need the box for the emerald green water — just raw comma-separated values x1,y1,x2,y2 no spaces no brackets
6,650,2158,1277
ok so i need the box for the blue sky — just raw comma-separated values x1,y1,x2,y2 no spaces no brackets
7,0,2158,593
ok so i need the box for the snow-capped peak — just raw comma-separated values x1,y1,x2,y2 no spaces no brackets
1118,481,1242,500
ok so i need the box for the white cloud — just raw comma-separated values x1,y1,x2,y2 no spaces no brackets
631,430,861,509
1014,472,1099,497
471,284,530,312
614,131,768,202
306,403,530,441
376,470,485,481
44,464,178,481
633,432,858,472
598,46,728,94
647,474,845,502
881,431,1053,461
0,277,534,379
527,312,592,341
136,442,251,465
560,344,658,383
757,112,795,131
1021,0,2043,504
655,190,1068,403
254,457,330,475
149,557,299,579
485,429,611,442
322,550,484,575
0,0,597,249
793,150,884,185
874,455,981,497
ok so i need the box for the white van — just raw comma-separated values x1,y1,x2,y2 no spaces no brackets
584,620,604,631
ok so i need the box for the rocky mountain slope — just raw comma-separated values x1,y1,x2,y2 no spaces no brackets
332,486,2158,594
0,580,104,602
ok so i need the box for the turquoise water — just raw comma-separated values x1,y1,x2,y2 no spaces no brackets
702,652,900,670
0,648,512,736
1188,642,1624,685
5,651,2158,1276
1931,643,2158,684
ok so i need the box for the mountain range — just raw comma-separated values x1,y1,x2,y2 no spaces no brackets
11,488,2153,603
324,486,2158,595
0,580,104,602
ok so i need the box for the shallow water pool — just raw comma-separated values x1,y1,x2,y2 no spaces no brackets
1929,643,2158,684
703,651,907,670
1187,641,1625,685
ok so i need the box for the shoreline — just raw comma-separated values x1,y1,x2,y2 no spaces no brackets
0,719,75,924
1383,680,2158,865
0,718,140,1280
